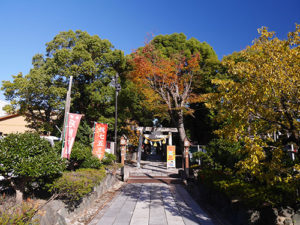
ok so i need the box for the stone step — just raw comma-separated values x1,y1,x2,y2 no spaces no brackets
129,173,180,177
127,176,182,184
129,175,180,179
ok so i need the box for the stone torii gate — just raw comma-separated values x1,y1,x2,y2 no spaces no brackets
135,127,178,168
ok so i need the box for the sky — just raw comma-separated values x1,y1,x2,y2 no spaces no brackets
0,0,299,101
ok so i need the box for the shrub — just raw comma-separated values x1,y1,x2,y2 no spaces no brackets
81,155,102,169
197,138,300,208
102,152,116,165
198,168,300,208
69,142,92,161
193,151,214,169
68,142,97,170
206,138,243,170
54,142,102,170
50,168,106,202
0,132,66,199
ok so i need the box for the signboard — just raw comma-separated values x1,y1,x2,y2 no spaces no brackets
105,141,111,154
92,123,108,160
167,145,176,168
62,113,82,159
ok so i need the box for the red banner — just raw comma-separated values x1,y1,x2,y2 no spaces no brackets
62,113,82,159
93,123,108,160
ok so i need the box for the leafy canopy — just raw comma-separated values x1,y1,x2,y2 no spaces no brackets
2,30,126,134
208,24,300,185
128,33,219,147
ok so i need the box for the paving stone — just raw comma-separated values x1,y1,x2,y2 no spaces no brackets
113,184,142,225
160,185,185,225
149,185,168,225
172,185,202,225
175,184,215,225
96,184,136,225
130,184,151,225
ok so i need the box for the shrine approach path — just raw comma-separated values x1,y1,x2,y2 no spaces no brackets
89,156,217,225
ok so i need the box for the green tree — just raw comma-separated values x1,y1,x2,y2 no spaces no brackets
118,80,155,126
76,120,94,146
0,133,66,203
208,25,300,185
129,33,220,147
2,30,126,135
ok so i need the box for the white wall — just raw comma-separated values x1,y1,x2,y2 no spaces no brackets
0,100,9,117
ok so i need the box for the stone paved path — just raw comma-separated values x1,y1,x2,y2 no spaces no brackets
89,154,217,225
128,155,179,177
89,183,215,225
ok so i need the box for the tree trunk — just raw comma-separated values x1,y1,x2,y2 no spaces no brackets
170,109,187,144
11,180,25,204
177,109,187,145
15,189,23,204
176,110,187,169
169,109,187,168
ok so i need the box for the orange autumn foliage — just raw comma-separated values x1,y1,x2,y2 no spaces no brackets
128,43,202,117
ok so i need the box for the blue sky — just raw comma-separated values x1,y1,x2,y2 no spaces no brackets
0,0,299,100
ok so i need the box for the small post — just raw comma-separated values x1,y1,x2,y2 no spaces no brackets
120,135,127,166
168,132,172,145
137,128,145,168
184,137,191,178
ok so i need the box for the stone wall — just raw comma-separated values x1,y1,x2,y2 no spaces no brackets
34,173,118,225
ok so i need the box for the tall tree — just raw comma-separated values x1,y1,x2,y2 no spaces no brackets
2,30,126,135
150,33,221,144
129,33,219,149
208,25,300,183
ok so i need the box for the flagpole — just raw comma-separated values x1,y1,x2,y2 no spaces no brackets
61,76,73,158
92,122,96,151
61,112,69,158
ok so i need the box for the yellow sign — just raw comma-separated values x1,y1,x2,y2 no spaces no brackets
167,145,176,168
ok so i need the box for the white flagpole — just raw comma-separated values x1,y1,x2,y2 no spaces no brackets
61,76,73,158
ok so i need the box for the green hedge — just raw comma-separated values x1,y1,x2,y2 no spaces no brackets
50,168,106,201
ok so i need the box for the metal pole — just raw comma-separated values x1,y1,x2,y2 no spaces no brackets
114,73,119,158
